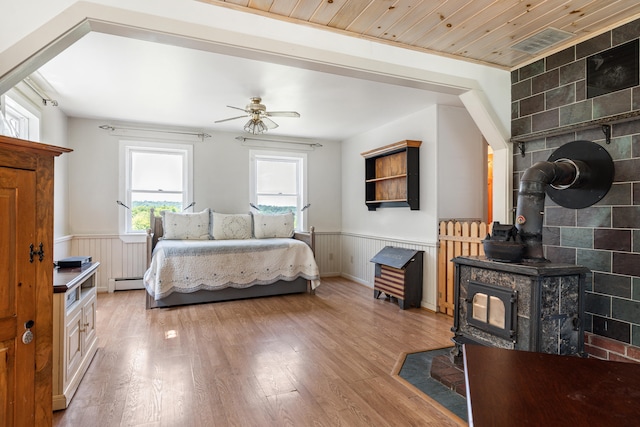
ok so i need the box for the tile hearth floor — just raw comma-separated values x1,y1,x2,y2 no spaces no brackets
398,347,468,422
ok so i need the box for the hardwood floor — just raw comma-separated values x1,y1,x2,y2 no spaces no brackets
53,277,461,426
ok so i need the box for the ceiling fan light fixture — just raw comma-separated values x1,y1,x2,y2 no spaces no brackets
216,97,299,133
244,119,268,134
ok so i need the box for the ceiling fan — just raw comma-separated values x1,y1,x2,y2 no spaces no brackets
215,97,300,134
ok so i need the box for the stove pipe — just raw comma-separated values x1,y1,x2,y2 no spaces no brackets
515,159,589,261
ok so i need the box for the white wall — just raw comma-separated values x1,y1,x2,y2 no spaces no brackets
340,105,485,311
65,118,342,235
342,106,439,242
340,106,439,309
437,105,486,221
67,118,119,234
43,105,72,259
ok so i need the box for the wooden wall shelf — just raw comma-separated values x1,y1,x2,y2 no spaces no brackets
361,140,421,211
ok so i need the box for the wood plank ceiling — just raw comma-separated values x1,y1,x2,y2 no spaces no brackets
199,0,640,69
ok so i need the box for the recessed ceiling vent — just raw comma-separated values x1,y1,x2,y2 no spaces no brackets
511,27,574,55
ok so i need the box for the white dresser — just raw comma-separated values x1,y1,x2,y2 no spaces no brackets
52,262,99,410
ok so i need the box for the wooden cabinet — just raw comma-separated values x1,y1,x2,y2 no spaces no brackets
52,262,100,410
0,135,70,426
371,246,424,309
361,140,421,210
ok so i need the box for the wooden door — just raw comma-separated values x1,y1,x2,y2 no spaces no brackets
0,167,37,426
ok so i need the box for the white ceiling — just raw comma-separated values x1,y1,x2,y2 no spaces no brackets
35,31,463,141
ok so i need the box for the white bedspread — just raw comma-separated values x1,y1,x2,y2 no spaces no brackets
143,238,320,300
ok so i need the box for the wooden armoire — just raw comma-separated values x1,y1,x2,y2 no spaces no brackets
0,135,70,426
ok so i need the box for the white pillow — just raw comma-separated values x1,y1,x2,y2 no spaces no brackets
162,209,210,240
253,212,295,239
212,213,252,240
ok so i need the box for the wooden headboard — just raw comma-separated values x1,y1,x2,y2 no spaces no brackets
146,208,315,267
294,227,315,253
145,208,164,267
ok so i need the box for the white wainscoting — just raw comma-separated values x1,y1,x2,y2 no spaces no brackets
339,233,439,311
56,234,147,293
55,232,438,309
313,232,342,276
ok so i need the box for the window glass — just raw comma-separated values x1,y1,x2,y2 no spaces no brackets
131,151,183,191
122,142,192,233
251,151,306,230
256,160,298,194
1,94,39,140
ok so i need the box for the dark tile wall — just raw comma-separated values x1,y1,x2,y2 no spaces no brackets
512,20,640,135
511,19,640,348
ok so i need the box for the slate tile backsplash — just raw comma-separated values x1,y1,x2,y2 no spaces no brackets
594,229,631,252
512,18,640,347
593,272,631,298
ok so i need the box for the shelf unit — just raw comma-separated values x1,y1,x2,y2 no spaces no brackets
361,140,421,211
52,262,100,410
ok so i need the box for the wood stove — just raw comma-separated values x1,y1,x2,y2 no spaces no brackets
449,140,611,357
452,256,588,356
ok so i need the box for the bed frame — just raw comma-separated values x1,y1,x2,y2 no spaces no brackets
145,209,316,309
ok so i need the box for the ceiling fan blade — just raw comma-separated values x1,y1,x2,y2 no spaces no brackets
262,117,279,129
214,115,247,123
226,105,248,113
265,111,300,118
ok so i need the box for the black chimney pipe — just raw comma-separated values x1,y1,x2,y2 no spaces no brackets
515,159,588,261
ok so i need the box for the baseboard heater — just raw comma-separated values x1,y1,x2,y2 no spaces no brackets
109,277,144,292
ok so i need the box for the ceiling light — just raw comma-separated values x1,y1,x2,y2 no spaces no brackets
511,28,574,55
244,119,268,134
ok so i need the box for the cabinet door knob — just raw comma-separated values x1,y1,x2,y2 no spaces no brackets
22,320,35,344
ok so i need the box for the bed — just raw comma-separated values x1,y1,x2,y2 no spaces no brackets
144,208,320,309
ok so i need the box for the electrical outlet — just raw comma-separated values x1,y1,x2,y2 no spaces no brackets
329,253,333,261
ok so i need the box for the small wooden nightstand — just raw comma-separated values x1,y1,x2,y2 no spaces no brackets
52,262,100,410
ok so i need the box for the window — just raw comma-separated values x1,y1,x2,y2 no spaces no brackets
250,151,307,231
120,141,193,234
0,93,40,140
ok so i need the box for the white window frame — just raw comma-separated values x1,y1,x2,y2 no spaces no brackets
119,140,193,236
249,150,308,231
0,91,40,141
